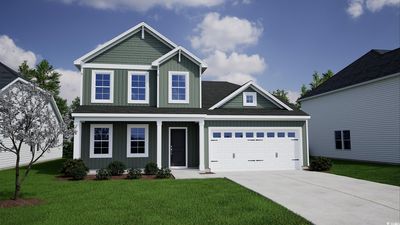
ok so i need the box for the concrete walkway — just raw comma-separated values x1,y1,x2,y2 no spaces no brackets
219,170,400,225
171,169,224,179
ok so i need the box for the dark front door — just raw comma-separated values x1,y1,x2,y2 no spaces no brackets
170,129,186,167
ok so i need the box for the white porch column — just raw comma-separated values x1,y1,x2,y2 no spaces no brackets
198,120,205,171
156,121,162,168
73,120,82,159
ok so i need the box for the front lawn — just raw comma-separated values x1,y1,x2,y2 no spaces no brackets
0,160,310,225
328,159,400,186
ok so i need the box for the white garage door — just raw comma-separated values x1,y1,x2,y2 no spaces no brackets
209,127,302,172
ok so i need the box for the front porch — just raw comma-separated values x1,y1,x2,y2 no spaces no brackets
73,116,206,171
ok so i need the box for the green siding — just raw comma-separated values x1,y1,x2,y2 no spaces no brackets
82,68,157,106
222,87,280,109
81,122,157,169
88,30,172,65
159,54,201,108
204,120,308,169
162,122,199,168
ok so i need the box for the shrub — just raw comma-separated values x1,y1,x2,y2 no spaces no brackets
309,157,332,171
127,168,142,179
60,159,88,178
156,168,172,179
107,161,126,176
63,141,73,159
144,162,158,175
96,168,111,180
69,166,88,180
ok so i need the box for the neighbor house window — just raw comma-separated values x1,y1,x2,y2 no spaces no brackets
343,130,351,150
91,70,113,103
127,124,148,157
128,71,149,104
243,92,257,106
168,71,189,103
335,130,351,150
335,131,342,149
90,124,113,158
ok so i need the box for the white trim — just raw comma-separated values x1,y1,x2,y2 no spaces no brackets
126,124,149,158
74,22,177,66
305,120,310,166
152,46,207,69
168,127,188,168
298,72,400,102
91,70,114,103
80,67,83,105
82,63,154,70
205,115,310,120
89,124,113,158
156,121,162,167
198,120,205,171
127,71,149,104
157,65,160,107
141,25,144,39
243,92,257,106
168,71,190,104
199,66,202,108
73,120,82,159
209,81,293,111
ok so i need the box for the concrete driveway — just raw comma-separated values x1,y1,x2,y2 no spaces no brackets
219,170,400,225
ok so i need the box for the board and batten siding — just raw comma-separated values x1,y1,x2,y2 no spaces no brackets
222,87,281,109
301,75,400,164
0,136,62,170
81,122,158,169
159,54,201,108
88,29,172,65
82,68,157,106
204,120,308,169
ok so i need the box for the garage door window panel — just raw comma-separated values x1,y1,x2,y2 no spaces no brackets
212,132,221,138
246,132,254,138
277,132,285,138
288,132,295,138
224,132,232,138
267,132,275,138
235,132,243,138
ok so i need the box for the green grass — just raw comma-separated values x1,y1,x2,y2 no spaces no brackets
327,159,400,186
0,160,310,225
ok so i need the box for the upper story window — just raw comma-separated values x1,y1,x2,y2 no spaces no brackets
90,124,113,158
128,71,149,104
243,92,257,106
91,70,114,103
168,71,189,104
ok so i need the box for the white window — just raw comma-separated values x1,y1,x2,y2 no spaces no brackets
91,70,114,103
128,71,149,104
243,92,257,106
127,124,149,158
90,124,113,158
168,71,189,104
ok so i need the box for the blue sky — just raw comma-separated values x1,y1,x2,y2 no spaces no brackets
0,0,398,102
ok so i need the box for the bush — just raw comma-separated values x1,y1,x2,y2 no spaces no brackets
60,159,88,178
156,168,172,179
144,162,158,175
127,168,142,179
309,157,332,171
96,168,111,180
107,161,126,176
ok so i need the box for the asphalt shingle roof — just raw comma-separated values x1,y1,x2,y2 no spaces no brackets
300,48,400,100
0,62,20,90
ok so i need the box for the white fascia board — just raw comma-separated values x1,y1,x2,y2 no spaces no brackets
74,22,178,67
152,46,208,69
208,81,293,111
298,72,400,102
82,63,155,70
205,115,310,121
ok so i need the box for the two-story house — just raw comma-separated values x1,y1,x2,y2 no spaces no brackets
72,22,310,172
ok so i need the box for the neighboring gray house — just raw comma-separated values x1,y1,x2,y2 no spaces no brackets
72,22,310,172
299,48,400,164
0,62,63,170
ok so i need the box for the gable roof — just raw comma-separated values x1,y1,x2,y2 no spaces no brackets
152,46,208,69
202,81,241,108
208,81,293,111
299,48,400,101
74,22,177,68
0,62,21,90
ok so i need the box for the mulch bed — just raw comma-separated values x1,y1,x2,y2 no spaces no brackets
56,174,162,181
0,198,43,208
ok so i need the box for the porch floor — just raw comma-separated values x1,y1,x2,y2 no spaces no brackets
171,169,224,179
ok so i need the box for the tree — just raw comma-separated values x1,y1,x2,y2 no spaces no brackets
0,82,73,200
19,60,68,116
300,70,335,97
63,97,80,159
272,89,290,104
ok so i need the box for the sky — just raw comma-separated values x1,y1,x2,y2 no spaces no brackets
0,0,399,103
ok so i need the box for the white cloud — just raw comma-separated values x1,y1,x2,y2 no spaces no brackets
0,35,37,70
190,12,263,53
59,0,225,12
203,50,266,84
287,90,300,104
56,69,81,103
0,35,80,103
346,0,400,18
